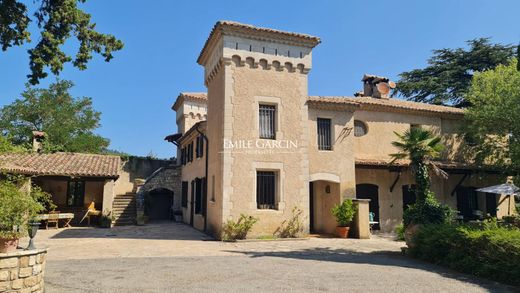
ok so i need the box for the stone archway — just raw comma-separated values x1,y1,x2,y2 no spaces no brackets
146,188,174,221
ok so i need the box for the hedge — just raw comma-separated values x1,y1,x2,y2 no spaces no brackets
408,223,520,286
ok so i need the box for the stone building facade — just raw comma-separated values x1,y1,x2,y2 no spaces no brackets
170,21,513,237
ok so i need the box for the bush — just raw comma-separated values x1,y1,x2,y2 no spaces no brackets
331,199,357,226
395,223,405,241
409,223,520,286
275,207,305,238
403,194,453,228
222,214,258,241
0,180,44,238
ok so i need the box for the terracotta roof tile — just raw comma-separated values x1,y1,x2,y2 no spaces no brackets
0,152,121,178
308,96,465,116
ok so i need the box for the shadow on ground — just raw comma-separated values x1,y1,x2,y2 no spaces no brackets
49,222,213,241
225,247,513,292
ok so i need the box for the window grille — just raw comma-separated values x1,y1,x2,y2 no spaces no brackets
317,118,332,150
259,105,276,139
257,171,276,209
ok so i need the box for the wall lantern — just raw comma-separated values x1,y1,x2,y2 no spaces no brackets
325,185,331,194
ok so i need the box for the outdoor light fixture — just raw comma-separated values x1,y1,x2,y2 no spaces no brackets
325,185,331,194
25,221,40,250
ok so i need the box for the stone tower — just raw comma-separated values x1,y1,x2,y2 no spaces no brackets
197,21,320,237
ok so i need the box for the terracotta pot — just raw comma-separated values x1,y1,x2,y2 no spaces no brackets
336,226,350,238
0,237,19,253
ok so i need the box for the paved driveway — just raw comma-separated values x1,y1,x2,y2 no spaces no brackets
21,222,513,292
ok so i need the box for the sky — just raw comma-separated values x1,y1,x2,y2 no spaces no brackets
1,0,519,158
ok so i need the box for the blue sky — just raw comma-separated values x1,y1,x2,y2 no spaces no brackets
1,0,519,158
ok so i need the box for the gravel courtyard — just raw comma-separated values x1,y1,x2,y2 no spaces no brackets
20,222,513,293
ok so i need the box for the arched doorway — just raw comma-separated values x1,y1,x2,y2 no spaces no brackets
146,188,174,221
356,184,380,230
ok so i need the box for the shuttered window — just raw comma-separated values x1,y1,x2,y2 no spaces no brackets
259,105,276,139
181,148,186,165
181,181,188,208
196,135,204,158
195,178,203,214
257,171,276,209
317,118,332,150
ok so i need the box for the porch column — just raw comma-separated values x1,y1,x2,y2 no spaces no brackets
351,199,370,239
102,179,115,216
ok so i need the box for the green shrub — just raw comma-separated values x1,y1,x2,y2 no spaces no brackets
222,214,258,241
275,207,305,238
100,211,114,228
409,223,520,286
395,223,405,241
331,199,357,227
403,194,453,228
0,180,44,238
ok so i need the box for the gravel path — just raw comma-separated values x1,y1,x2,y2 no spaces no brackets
21,222,513,292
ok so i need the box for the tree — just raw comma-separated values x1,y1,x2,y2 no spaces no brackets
396,38,516,107
0,135,26,154
0,0,123,85
0,80,109,153
390,127,447,203
465,58,520,173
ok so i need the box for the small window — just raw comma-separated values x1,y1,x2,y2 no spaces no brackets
67,181,85,207
259,104,276,139
181,148,186,165
181,181,188,208
354,120,368,137
317,118,332,150
257,171,276,209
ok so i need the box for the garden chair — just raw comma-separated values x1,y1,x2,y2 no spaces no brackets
46,211,60,229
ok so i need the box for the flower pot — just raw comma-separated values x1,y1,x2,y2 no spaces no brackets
336,226,350,238
0,237,19,253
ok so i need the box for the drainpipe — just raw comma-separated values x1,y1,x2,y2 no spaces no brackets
196,126,209,232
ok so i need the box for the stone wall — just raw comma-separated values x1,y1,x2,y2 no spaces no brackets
139,165,182,212
0,249,47,293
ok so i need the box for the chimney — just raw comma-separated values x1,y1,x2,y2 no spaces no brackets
358,74,396,99
32,131,46,153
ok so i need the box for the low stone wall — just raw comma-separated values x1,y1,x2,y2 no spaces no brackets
0,248,47,293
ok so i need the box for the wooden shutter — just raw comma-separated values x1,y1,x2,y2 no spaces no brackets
181,181,188,207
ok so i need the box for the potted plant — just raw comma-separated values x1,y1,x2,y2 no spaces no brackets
331,199,357,238
0,180,44,253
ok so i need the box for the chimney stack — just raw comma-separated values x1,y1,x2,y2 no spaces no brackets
32,131,46,153
356,74,396,99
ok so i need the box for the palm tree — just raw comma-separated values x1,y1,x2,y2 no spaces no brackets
390,127,447,203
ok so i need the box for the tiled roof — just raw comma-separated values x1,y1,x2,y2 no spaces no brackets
198,21,321,65
355,158,491,171
308,96,465,117
172,92,207,111
0,152,121,178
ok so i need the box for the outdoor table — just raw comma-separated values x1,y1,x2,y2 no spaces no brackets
36,213,74,228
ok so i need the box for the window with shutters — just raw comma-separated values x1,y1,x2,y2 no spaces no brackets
196,135,204,158
195,178,203,214
256,171,276,209
317,118,332,150
259,104,276,139
181,181,188,208
181,148,186,165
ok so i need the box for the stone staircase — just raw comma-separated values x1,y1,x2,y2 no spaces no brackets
112,193,137,226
